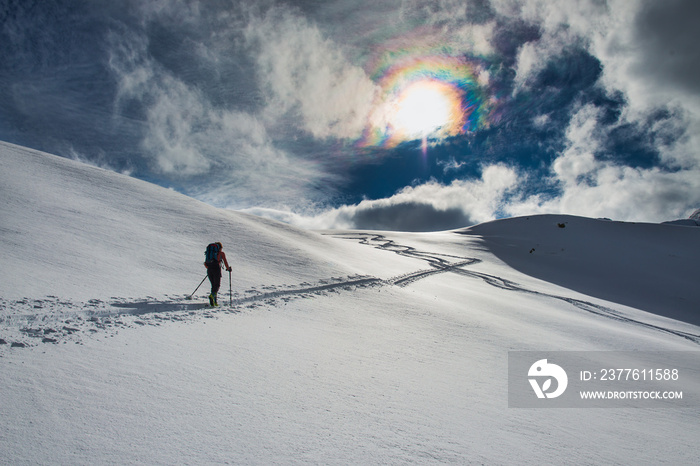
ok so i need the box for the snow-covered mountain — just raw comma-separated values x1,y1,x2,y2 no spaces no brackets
663,208,700,227
461,214,700,326
1,141,699,464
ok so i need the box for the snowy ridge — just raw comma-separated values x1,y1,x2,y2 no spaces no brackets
460,214,700,325
663,207,700,226
0,141,367,301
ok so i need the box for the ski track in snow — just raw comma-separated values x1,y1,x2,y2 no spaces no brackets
1,233,698,351
331,233,700,345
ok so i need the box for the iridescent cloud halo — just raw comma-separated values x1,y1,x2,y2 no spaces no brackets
360,54,490,149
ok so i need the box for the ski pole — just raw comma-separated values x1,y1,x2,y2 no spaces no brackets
229,269,232,306
186,274,208,300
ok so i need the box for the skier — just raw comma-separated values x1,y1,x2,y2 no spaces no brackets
204,242,232,307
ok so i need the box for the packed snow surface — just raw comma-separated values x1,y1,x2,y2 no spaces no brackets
1,141,699,464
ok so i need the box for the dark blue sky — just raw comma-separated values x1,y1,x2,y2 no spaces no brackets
1,0,699,230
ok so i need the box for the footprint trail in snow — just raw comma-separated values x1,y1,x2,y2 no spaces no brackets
1,233,698,350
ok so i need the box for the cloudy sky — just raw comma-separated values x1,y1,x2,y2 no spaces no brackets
2,0,699,230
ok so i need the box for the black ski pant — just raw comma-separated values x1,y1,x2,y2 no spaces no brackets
207,262,221,295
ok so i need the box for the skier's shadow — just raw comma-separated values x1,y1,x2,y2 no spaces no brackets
111,300,210,316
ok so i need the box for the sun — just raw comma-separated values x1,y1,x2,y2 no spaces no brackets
360,54,489,149
390,81,451,137
385,79,464,141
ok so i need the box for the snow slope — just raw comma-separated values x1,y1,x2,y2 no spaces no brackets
1,141,699,465
460,215,700,326
0,142,390,301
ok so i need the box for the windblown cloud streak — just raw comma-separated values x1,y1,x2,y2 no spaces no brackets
245,7,378,140
105,3,327,206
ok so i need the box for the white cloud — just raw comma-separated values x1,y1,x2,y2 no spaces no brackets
483,0,700,222
140,77,214,175
509,160,700,222
532,113,550,128
438,157,467,173
454,22,497,57
398,0,498,57
497,0,700,121
244,7,378,140
501,0,606,92
106,21,324,208
251,164,520,231
590,0,700,113
512,38,553,91
506,104,700,222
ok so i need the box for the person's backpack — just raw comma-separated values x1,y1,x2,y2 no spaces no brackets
205,243,221,264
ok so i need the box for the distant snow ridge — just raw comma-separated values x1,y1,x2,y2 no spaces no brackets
662,208,700,227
